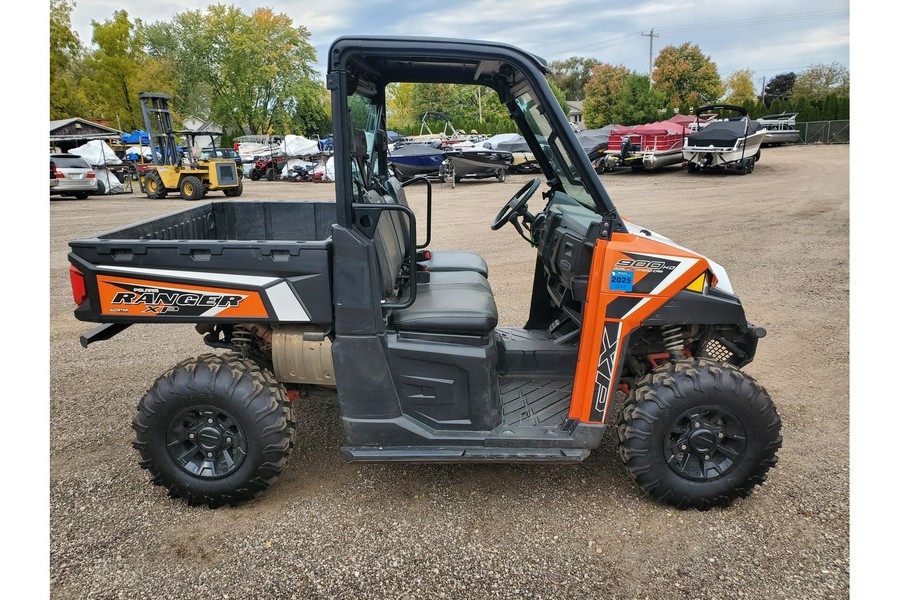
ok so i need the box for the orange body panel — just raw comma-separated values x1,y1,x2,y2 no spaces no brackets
97,275,269,319
569,231,709,423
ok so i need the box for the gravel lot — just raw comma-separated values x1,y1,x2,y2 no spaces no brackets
48,144,849,599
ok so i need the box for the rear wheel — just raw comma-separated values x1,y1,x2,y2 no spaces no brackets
687,162,698,173
74,191,89,199
223,179,243,197
132,353,295,508
249,168,262,181
616,359,782,509
179,175,204,200
497,169,507,182
265,167,276,181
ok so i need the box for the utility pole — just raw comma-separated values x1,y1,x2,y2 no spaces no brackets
642,28,660,88
760,76,767,104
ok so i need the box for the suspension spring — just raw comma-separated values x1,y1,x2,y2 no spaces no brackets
230,324,255,349
661,325,684,359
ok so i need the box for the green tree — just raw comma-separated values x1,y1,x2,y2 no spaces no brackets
793,62,849,100
652,43,723,112
763,72,796,105
80,10,176,131
147,4,325,136
608,74,671,125
548,81,571,118
50,0,88,119
582,63,630,128
547,56,600,100
724,69,756,105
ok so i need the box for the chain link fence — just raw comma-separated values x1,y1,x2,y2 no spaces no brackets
797,120,849,144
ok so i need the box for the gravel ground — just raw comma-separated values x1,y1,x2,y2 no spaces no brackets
47,144,849,599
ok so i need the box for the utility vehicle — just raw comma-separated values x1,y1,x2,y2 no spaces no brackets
136,93,243,200
68,36,781,509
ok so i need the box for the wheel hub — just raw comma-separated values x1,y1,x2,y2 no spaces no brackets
166,404,247,479
664,406,747,481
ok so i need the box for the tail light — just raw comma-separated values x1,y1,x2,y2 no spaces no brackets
56,172,66,178
87,172,96,178
69,265,87,306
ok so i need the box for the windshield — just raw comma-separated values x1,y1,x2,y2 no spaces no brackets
514,91,595,211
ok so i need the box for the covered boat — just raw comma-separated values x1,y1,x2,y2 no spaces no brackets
683,104,766,175
576,125,617,172
387,143,446,180
603,121,688,171
443,147,513,187
757,112,800,145
494,134,539,173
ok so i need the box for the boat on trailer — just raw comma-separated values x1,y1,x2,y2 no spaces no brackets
442,147,513,187
603,121,689,172
683,104,766,175
387,143,446,180
756,112,800,146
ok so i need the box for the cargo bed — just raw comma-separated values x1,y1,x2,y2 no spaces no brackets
68,201,337,327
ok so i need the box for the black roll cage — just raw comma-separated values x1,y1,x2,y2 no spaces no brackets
326,36,623,235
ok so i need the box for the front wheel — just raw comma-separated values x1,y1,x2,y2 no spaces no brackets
616,359,782,509
132,353,295,508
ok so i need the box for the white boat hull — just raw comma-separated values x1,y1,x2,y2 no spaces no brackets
682,130,766,169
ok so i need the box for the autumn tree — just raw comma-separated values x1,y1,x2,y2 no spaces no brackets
793,63,849,100
724,69,756,105
652,43,723,111
582,63,630,128
80,10,177,131
50,0,89,119
548,56,601,100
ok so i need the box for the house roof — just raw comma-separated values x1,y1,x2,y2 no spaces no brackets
567,101,584,114
50,118,122,141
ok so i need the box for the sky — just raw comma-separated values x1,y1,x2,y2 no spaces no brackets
66,0,850,92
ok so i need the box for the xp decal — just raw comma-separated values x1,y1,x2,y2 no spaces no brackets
97,275,269,318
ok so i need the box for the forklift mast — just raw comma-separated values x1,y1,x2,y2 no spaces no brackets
138,92,179,167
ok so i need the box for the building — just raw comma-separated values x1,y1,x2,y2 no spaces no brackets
567,101,584,130
50,118,122,153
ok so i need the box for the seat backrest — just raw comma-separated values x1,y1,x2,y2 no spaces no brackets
364,189,405,298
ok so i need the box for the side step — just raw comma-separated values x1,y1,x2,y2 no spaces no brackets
342,446,590,463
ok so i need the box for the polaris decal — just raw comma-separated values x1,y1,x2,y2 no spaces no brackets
590,321,621,423
617,252,699,295
97,275,269,318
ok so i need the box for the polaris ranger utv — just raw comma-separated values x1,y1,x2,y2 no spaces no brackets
67,36,781,509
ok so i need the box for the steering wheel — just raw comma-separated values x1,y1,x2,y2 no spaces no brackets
490,177,541,231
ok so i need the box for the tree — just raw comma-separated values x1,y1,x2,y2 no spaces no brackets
548,81,571,118
724,69,756,105
608,74,671,126
652,43,723,112
547,56,601,100
582,63,630,128
146,5,325,136
793,63,849,100
50,0,89,119
80,10,177,131
763,72,796,105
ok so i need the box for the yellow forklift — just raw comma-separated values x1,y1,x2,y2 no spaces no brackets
137,92,243,200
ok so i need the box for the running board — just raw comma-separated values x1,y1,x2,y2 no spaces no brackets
342,446,590,463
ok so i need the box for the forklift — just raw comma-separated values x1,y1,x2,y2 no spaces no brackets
137,92,243,201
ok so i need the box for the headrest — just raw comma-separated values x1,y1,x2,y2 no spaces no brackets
350,128,368,159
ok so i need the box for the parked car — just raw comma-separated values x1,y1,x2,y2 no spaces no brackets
49,154,99,199
199,147,244,178
50,160,59,189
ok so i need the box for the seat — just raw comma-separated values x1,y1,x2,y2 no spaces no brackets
382,152,489,279
392,278,498,335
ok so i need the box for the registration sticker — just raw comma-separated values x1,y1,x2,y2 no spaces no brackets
609,270,634,292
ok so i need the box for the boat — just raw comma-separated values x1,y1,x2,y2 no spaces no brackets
756,112,800,146
493,134,539,173
602,121,689,172
387,142,446,180
575,125,617,172
443,147,513,187
682,104,766,175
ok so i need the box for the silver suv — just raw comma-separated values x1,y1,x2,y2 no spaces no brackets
49,154,99,199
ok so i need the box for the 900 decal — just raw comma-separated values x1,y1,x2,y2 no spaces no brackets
97,275,269,318
615,258,676,271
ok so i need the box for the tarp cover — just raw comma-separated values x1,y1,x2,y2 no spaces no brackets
125,146,155,161
476,133,523,150
280,135,320,157
576,125,618,156
121,130,150,144
494,135,530,153
92,167,126,194
390,143,444,157
68,140,122,166
687,120,762,147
